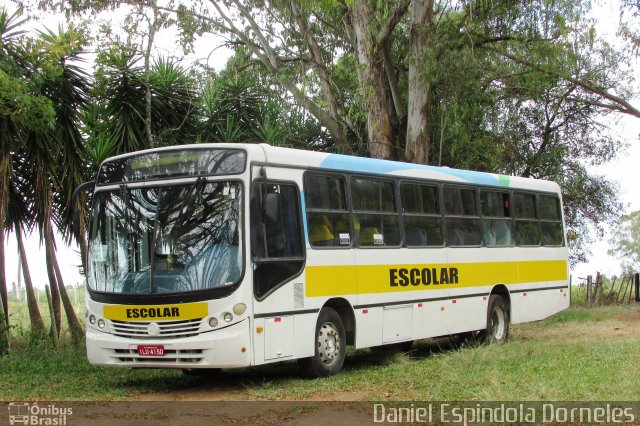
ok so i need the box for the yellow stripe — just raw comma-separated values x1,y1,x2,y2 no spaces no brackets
103,302,208,322
305,260,567,297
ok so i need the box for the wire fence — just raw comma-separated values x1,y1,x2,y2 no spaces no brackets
571,273,640,306
4,284,86,338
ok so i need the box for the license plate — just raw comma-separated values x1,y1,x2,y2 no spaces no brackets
137,345,165,357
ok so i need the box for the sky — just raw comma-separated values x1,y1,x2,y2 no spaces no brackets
2,1,639,292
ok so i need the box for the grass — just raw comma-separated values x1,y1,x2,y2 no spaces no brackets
1,303,639,401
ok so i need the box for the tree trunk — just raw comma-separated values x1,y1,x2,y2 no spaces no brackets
0,290,8,354
350,0,396,160
44,214,62,337
0,149,9,328
405,0,434,165
144,0,161,149
290,0,353,154
50,228,83,343
16,227,46,333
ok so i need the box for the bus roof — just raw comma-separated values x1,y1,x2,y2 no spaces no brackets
255,144,561,194
100,143,561,193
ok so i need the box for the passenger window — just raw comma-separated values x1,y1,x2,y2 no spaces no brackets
443,186,481,246
514,192,540,245
304,174,350,247
401,183,443,247
251,182,304,299
480,190,513,247
539,195,564,246
351,178,400,247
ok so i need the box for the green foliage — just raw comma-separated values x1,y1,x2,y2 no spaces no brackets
149,57,199,146
0,9,56,135
199,49,330,148
90,47,147,155
608,211,640,273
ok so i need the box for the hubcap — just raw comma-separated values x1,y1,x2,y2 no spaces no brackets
490,306,506,340
317,321,341,366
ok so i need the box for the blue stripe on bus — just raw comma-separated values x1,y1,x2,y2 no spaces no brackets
319,154,509,187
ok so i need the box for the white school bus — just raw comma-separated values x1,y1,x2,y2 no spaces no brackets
85,143,569,377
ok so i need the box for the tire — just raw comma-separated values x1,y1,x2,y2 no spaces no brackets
298,307,346,378
479,295,509,343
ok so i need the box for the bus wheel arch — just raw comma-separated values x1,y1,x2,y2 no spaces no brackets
322,298,356,346
298,306,347,377
483,285,511,343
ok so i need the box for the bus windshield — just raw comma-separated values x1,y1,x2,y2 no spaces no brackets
88,180,242,295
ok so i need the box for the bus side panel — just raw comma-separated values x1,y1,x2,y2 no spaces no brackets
354,307,384,348
510,286,570,324
510,247,570,324
354,248,451,347
444,292,490,335
411,299,463,340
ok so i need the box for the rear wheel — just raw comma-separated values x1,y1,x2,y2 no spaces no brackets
480,295,509,343
298,307,346,378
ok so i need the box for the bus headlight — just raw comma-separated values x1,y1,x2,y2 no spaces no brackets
223,312,233,323
208,317,218,328
89,315,97,325
233,303,246,315
97,319,106,329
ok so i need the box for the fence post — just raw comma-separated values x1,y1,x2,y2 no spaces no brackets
593,272,601,305
635,273,639,303
586,275,592,306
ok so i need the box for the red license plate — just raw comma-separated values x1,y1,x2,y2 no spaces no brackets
137,345,165,357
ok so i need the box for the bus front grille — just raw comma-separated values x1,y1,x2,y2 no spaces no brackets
110,319,202,339
112,348,204,364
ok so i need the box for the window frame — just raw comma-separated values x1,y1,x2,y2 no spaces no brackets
538,194,565,247
479,189,514,248
303,172,353,249
513,190,541,247
350,175,402,248
251,178,306,301
399,180,445,248
442,184,483,247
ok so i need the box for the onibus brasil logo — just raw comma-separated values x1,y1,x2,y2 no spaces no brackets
8,402,72,425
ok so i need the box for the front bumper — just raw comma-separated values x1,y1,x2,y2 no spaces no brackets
86,318,251,368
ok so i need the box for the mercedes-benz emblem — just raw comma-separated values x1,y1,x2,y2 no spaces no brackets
147,322,160,337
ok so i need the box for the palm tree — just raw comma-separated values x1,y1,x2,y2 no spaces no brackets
150,57,200,147
32,26,90,342
0,8,55,330
94,48,148,155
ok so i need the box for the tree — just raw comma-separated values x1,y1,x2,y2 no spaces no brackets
9,24,90,341
608,211,640,273
0,7,56,329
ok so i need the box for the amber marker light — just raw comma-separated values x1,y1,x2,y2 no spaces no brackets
256,326,264,333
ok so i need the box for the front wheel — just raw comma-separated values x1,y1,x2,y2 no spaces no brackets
479,295,509,343
298,307,346,378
